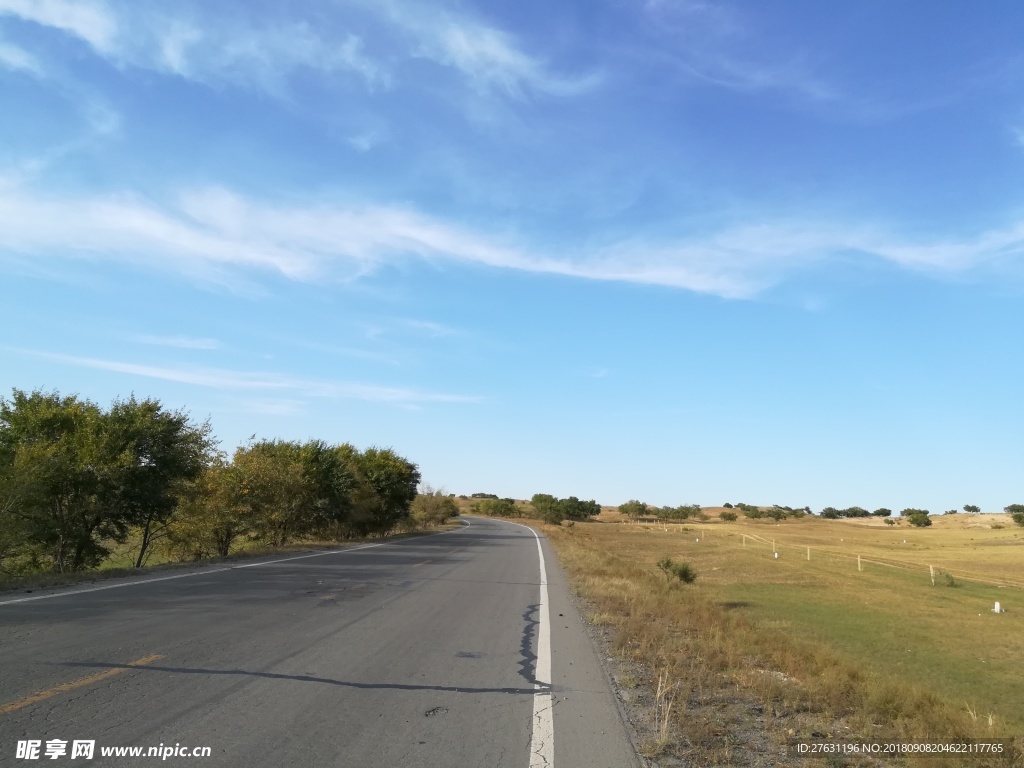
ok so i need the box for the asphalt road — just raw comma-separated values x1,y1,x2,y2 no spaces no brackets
0,517,640,768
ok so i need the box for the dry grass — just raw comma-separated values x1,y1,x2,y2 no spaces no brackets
531,515,1024,767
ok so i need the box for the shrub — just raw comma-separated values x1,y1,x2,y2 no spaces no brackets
723,502,734,508
411,490,458,526
656,556,697,584
720,511,738,521
907,513,932,527
872,508,892,517
884,519,896,526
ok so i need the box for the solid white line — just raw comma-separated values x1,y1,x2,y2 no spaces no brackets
0,524,469,607
499,520,554,767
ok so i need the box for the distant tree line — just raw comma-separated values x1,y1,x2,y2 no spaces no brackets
618,500,706,521
464,493,602,525
819,506,891,519
0,389,430,575
737,503,808,521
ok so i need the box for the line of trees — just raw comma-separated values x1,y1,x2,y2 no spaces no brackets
0,389,425,575
819,506,891,519
618,500,705,522
465,493,602,525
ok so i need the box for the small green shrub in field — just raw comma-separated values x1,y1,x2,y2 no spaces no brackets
941,571,959,588
720,511,738,522
657,556,697,584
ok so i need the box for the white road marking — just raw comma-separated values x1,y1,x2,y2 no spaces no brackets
501,520,554,767
0,524,469,607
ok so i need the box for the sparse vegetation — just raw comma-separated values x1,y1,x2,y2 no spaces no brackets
656,556,696,584
532,512,1023,766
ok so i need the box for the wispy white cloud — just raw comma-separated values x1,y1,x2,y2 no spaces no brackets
1,183,1020,299
640,0,835,102
0,0,118,53
13,349,481,405
0,0,385,93
133,334,220,350
0,37,42,75
369,0,600,98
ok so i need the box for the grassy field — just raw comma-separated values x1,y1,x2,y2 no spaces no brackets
523,509,1023,766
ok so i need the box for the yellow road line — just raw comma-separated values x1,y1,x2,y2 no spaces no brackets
0,654,164,716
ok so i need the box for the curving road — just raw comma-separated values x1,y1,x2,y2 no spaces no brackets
0,517,639,767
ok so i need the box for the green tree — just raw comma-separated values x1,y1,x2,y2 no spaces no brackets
900,508,930,518
531,493,563,524
233,440,307,546
101,396,215,567
618,500,649,521
907,512,932,527
963,504,980,514
1005,504,1024,526
560,496,601,520
657,504,700,521
166,461,246,559
872,508,892,517
297,440,354,539
343,446,420,536
720,511,738,521
0,390,109,571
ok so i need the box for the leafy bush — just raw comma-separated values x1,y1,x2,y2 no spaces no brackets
723,502,734,508
907,513,932,527
656,556,697,584
411,489,459,526
872,508,892,517
720,511,738,521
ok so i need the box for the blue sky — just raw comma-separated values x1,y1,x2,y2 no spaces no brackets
2,0,1022,512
